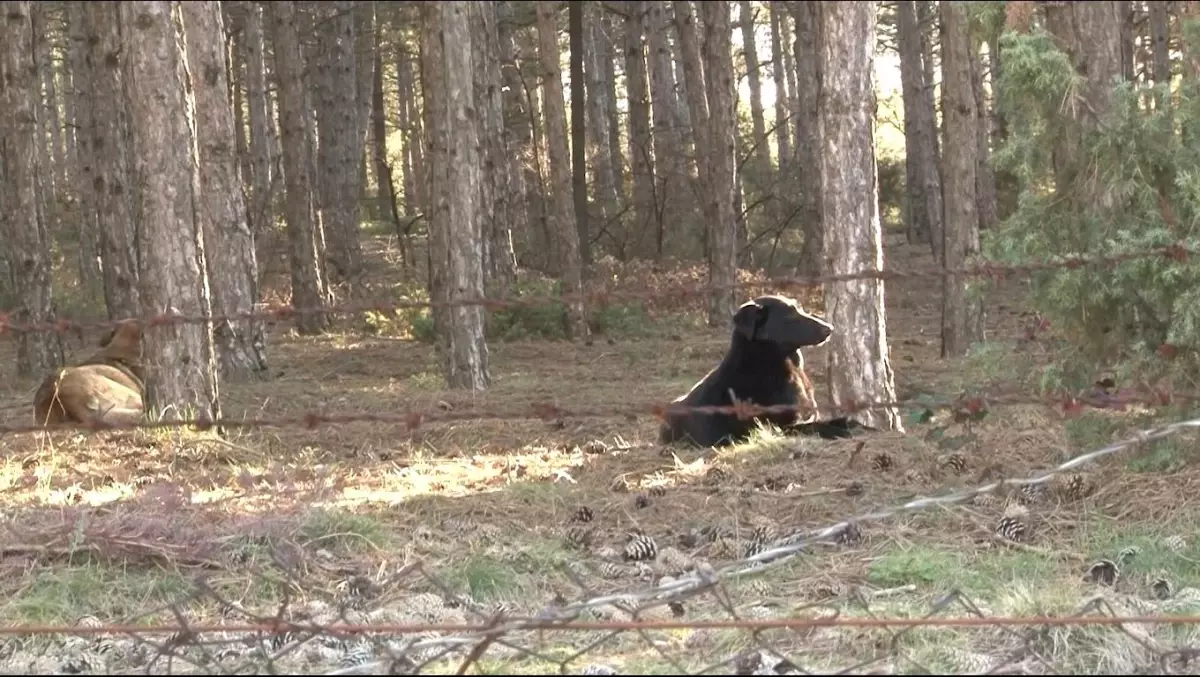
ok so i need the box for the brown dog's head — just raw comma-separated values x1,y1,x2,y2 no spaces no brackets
96,320,144,364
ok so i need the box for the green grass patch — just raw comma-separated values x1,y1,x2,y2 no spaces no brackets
0,563,192,624
296,507,394,554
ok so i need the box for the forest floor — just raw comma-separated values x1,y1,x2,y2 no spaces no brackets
0,231,1198,674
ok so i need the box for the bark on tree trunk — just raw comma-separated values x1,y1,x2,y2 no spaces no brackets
601,11,625,206
699,1,738,326
940,1,984,358
898,0,944,255
971,35,999,233
738,0,769,193
121,0,221,423
648,0,685,256
473,1,518,297
84,2,140,321
270,0,329,335
569,1,590,268
1,0,61,377
67,1,103,300
673,0,711,255
495,1,531,273
421,2,491,391
584,4,620,227
535,2,587,337
312,1,365,287
243,0,274,236
769,2,790,175
624,0,657,257
818,1,902,432
181,0,268,380
790,2,824,276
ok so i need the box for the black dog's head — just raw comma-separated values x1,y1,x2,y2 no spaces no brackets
732,295,833,351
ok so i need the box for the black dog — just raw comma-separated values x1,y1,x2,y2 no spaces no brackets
661,295,854,448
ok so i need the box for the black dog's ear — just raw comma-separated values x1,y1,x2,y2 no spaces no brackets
732,301,763,340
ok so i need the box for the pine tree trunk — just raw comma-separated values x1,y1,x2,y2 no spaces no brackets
121,0,220,423
818,1,901,432
1,0,61,377
940,1,984,358
84,2,140,321
769,2,790,175
698,1,737,326
536,2,587,337
569,1,590,268
648,0,684,257
600,12,625,205
396,42,419,216
181,0,268,380
243,1,274,235
1149,1,1169,86
495,1,531,270
971,35,999,232
790,2,823,276
270,0,329,335
67,1,102,300
421,2,491,391
738,0,768,192
673,0,711,255
473,1,517,297
898,0,943,256
31,6,61,204
584,4,620,227
624,0,657,257
312,1,364,286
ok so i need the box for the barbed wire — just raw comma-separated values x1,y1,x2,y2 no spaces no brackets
2,410,1198,674
1,241,1197,335
5,383,1189,436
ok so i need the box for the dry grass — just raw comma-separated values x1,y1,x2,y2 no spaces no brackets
0,232,1197,673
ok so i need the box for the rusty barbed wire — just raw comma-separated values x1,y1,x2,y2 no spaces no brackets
3,413,1199,674
3,382,1190,436
0,241,1197,335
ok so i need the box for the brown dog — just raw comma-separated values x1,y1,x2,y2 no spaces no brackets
33,320,146,427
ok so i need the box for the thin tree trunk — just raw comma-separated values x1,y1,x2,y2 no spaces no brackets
1119,0,1135,82
243,0,273,236
473,1,518,296
67,0,102,299
738,0,768,189
396,43,419,215
270,0,329,335
769,2,790,174
819,1,901,432
33,5,66,202
312,1,364,286
1,0,60,377
601,12,625,209
536,2,587,337
495,1,530,270
971,35,999,233
584,4,620,227
121,0,221,423
570,1,590,268
648,0,684,257
355,2,375,198
698,1,737,326
624,0,657,257
790,1,823,276
673,0,711,255
940,1,984,358
182,0,268,379
85,1,140,321
898,0,943,256
422,2,491,390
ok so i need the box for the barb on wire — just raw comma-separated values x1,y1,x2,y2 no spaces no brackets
0,242,1196,335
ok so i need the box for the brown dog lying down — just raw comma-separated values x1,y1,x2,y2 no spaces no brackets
33,320,146,428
